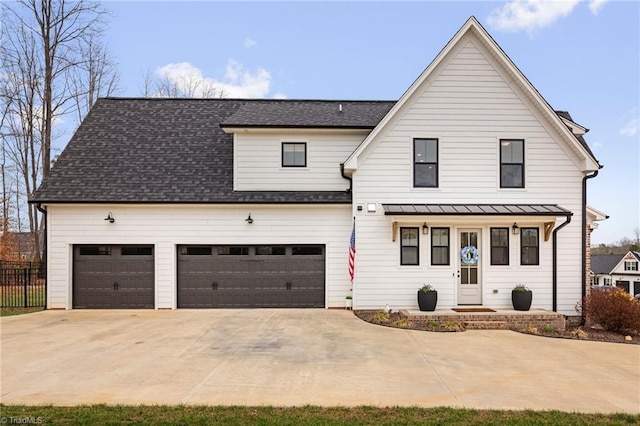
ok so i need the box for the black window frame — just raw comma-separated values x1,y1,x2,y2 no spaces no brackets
282,142,307,168
520,227,539,266
413,138,438,188
500,139,525,188
431,227,450,266
400,227,420,266
490,227,509,265
624,261,638,271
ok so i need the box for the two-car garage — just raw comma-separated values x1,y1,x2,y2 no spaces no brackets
73,244,326,309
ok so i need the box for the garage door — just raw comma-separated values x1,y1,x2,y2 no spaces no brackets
177,245,325,308
73,245,155,308
616,280,630,293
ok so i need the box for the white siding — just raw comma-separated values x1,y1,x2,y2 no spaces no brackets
234,131,365,191
45,204,352,309
351,34,585,316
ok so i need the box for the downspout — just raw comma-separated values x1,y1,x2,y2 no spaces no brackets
552,213,572,312
36,204,47,309
340,163,352,193
581,170,600,322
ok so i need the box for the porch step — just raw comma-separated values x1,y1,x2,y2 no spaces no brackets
464,320,509,330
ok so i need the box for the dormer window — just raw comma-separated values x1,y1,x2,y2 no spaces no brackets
282,142,306,167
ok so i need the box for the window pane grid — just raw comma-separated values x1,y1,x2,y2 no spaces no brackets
520,228,539,265
431,227,449,265
400,228,419,266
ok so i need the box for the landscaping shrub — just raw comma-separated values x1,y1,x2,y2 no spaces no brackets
583,287,640,333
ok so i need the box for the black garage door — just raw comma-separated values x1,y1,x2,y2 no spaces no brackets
73,245,154,308
177,245,325,308
616,280,630,293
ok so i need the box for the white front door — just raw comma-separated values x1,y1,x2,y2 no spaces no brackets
458,229,482,305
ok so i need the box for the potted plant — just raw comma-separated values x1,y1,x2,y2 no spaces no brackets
417,284,437,311
512,284,532,311
345,295,353,310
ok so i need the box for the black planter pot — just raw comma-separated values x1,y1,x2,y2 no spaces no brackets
417,291,438,311
511,290,532,311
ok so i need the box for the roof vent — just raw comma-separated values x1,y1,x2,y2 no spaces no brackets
339,103,343,113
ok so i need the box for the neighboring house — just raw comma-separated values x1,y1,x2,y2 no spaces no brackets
585,206,608,295
31,17,601,316
591,251,640,296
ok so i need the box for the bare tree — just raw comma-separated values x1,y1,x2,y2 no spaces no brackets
142,71,225,98
1,0,118,260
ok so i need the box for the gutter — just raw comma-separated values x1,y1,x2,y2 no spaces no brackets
35,203,47,309
340,163,352,193
552,213,573,312
581,170,600,321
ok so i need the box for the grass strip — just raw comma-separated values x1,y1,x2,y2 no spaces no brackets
0,405,638,425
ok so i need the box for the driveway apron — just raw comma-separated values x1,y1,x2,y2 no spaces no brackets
1,309,638,413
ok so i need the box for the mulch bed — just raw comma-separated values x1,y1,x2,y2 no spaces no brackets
354,310,639,344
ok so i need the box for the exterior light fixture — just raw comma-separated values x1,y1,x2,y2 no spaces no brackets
512,222,519,235
105,212,115,223
245,214,254,224
422,222,429,234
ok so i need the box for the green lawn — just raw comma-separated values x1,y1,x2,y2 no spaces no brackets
0,405,637,425
0,306,45,316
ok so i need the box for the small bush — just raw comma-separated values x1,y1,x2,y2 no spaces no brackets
393,317,413,329
583,287,640,333
371,310,390,325
541,325,556,333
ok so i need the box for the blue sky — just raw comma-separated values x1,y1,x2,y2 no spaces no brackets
77,0,638,244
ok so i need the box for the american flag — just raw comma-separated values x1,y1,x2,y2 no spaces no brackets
348,221,356,282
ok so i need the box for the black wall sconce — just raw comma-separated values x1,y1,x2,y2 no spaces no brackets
422,222,429,234
245,213,254,224
512,222,519,235
105,212,115,223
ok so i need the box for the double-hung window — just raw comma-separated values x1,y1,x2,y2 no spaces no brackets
500,139,524,188
490,228,509,265
431,227,450,265
282,142,306,167
400,227,419,265
624,261,638,271
520,227,539,265
414,138,438,187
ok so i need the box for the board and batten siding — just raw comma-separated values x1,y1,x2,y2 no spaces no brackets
45,204,352,309
233,131,367,191
350,34,585,316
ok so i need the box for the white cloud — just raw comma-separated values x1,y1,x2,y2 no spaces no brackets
488,0,581,32
272,93,287,99
591,141,604,150
155,60,276,98
619,118,638,137
588,0,607,15
244,37,256,48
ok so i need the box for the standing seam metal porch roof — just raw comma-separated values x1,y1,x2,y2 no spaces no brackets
382,204,572,216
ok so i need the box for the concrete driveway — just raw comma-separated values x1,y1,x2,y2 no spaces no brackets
1,309,638,413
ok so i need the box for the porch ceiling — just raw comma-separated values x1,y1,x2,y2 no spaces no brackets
382,204,572,216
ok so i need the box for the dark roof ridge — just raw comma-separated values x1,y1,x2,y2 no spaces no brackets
101,97,397,103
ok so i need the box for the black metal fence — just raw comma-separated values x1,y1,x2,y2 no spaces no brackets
0,261,46,308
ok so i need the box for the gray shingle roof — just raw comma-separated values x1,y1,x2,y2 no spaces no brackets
222,100,394,128
591,254,624,274
32,98,356,204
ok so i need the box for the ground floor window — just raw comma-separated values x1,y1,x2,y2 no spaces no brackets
604,278,612,286
431,227,450,265
400,227,419,265
520,227,539,265
490,227,509,265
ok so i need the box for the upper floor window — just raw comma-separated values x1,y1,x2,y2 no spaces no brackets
414,138,438,187
624,261,638,271
431,227,450,265
282,142,306,167
490,228,509,265
500,139,524,188
520,227,539,265
400,227,419,265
